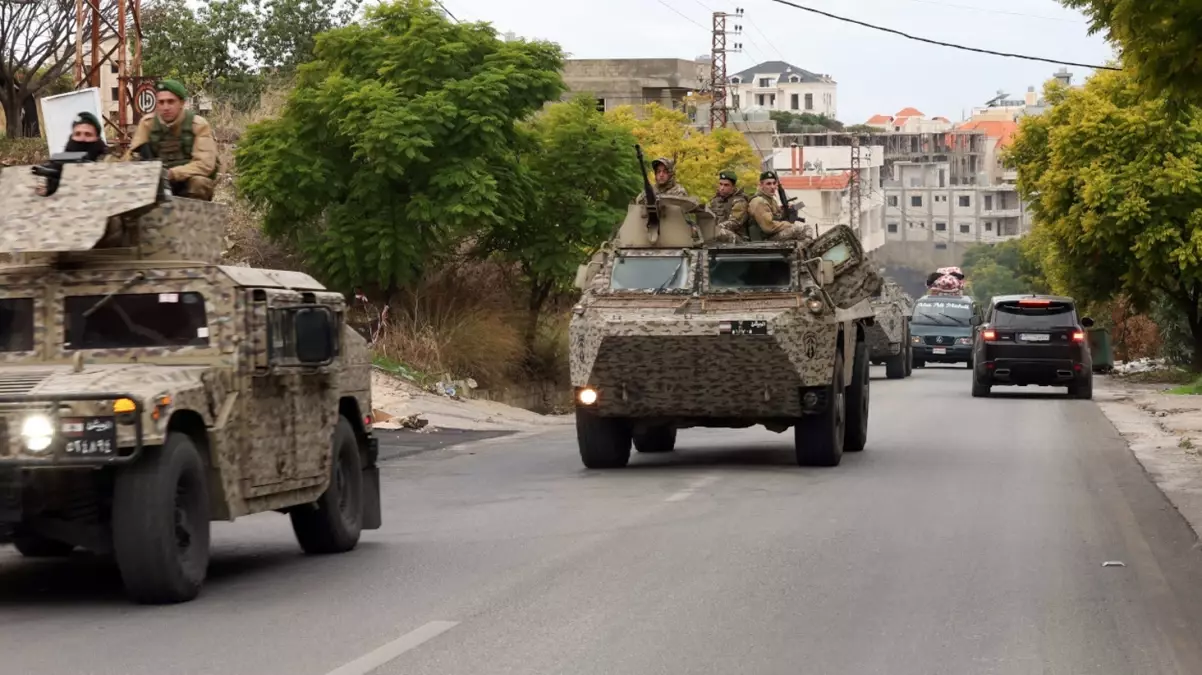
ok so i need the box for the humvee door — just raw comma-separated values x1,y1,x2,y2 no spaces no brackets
805,224,884,309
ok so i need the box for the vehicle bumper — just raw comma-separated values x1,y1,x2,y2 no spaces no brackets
574,383,835,419
0,392,146,468
979,358,1087,386
912,344,972,362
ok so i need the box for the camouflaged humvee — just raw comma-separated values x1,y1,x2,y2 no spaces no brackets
0,157,381,605
569,195,884,469
866,278,915,379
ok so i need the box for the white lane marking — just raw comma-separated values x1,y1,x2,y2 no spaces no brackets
665,474,721,502
324,620,460,675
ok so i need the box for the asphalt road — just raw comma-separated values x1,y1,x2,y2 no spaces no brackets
6,366,1202,674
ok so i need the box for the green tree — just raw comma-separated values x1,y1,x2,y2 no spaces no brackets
1008,69,1202,367
235,0,565,299
483,95,642,355
1061,1,1202,104
770,111,844,133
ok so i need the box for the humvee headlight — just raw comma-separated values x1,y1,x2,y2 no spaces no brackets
21,414,54,453
113,398,137,414
578,388,598,405
806,298,825,314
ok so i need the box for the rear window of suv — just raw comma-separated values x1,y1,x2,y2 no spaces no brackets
992,300,1076,329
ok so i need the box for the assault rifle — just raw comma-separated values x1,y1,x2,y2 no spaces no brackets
635,144,660,229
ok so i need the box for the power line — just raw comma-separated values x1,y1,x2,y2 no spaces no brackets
762,0,1119,71
653,0,710,31
745,15,785,61
432,0,458,22
891,0,1086,23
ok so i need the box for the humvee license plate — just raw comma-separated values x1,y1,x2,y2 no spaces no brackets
60,416,117,456
719,320,768,336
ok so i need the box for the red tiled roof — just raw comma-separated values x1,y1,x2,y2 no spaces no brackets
779,172,851,190
866,114,893,125
956,119,1020,148
894,107,924,117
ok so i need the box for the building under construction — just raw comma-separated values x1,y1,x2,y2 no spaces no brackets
774,130,991,186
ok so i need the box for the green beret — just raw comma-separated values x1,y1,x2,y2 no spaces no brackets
760,170,778,181
155,78,188,100
718,170,737,183
72,111,101,134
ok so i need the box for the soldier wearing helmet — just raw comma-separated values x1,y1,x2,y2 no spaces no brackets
634,156,690,204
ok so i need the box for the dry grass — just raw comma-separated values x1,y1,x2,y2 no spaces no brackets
527,312,571,385
0,137,49,166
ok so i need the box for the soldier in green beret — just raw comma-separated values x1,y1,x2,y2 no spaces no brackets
708,170,750,243
124,78,218,201
64,112,110,161
746,170,811,242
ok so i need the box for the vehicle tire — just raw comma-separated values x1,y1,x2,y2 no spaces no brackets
844,340,870,453
965,358,974,369
576,410,632,468
112,432,211,605
903,323,913,377
291,417,364,555
633,425,676,453
13,532,73,558
795,350,845,467
885,344,906,379
971,377,991,398
914,358,926,369
1070,377,1094,400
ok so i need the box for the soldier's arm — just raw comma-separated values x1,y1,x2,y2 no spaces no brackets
166,115,218,182
748,198,785,234
726,197,748,231
123,118,153,161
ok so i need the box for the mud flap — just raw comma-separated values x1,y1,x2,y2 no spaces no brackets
361,465,381,530
805,224,884,309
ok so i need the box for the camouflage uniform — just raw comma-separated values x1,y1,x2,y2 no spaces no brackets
709,188,750,244
634,157,690,204
123,79,218,201
747,189,812,242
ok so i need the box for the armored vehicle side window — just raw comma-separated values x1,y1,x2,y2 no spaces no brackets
610,255,691,291
64,292,210,350
707,252,793,290
0,298,35,352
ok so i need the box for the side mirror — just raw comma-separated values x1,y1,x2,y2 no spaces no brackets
970,315,982,327
1081,317,1095,328
294,307,337,364
574,262,601,290
818,259,836,285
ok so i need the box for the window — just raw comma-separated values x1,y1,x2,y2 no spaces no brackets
887,196,898,207
769,94,776,107
985,221,993,231
992,301,1077,330
911,195,922,207
984,195,993,210
756,94,765,106
64,292,210,350
935,243,948,249
732,94,740,109
959,223,971,234
0,298,34,352
935,222,946,231
707,252,793,291
791,93,799,110
110,64,118,74
790,75,800,83
913,300,973,326
110,87,118,101
804,93,813,110
595,98,605,113
610,256,692,291
887,222,898,233
759,77,771,87
730,77,741,84
958,195,971,207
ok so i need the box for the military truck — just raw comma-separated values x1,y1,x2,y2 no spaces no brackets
866,279,914,379
569,194,883,469
0,156,381,605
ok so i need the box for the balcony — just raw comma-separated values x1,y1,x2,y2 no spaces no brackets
986,208,1022,218
1001,169,1018,181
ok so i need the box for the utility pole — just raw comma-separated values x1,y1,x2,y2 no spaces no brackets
849,135,862,235
709,8,743,131
74,0,147,147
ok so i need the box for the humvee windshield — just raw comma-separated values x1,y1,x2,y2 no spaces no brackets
707,252,793,290
610,255,692,291
64,292,211,350
0,298,35,352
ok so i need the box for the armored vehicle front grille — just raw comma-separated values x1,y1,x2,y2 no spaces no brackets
0,371,52,396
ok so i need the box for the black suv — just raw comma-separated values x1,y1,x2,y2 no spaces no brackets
970,294,1095,399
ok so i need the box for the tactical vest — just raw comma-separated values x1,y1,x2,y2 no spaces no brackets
747,193,779,242
148,110,218,179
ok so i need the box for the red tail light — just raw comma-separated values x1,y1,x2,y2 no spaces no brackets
982,329,997,341
1072,330,1085,343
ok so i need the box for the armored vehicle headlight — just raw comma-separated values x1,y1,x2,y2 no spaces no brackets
21,414,54,453
806,297,825,314
578,387,598,405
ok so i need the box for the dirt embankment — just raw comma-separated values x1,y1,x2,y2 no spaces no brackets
369,371,572,433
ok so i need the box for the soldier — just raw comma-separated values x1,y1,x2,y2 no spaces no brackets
747,170,811,242
708,170,749,243
124,79,218,201
634,157,689,203
64,112,110,161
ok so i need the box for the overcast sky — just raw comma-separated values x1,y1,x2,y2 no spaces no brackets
437,0,1117,123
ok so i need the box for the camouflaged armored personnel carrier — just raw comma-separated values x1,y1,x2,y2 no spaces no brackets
569,194,884,469
866,279,914,379
0,156,381,605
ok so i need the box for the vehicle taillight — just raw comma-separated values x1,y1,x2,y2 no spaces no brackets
1072,330,1085,343
982,329,996,341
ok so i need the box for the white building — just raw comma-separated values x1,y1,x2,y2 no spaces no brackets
771,144,886,253
726,60,837,118
864,108,954,133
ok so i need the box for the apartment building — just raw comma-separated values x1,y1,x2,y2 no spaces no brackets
770,144,887,253
725,60,837,118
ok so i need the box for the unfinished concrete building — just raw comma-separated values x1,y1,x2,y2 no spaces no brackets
560,58,706,114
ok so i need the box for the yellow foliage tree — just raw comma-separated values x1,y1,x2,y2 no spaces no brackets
604,103,763,198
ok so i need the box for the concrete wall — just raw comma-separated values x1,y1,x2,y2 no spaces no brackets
562,58,704,112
